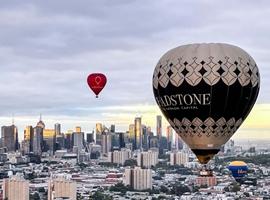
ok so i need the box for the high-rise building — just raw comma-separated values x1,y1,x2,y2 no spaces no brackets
48,178,77,200
166,126,173,151
137,150,159,168
36,114,45,129
89,143,101,159
101,133,112,155
24,126,34,152
149,136,159,149
110,124,115,133
65,130,73,151
54,123,61,136
72,131,84,153
124,167,152,190
134,117,142,150
141,125,148,150
111,132,120,149
108,148,131,165
43,129,56,154
1,125,18,152
96,123,103,145
33,126,43,155
75,126,81,133
56,134,65,150
3,176,29,200
159,136,168,154
156,115,162,139
86,133,94,143
21,140,30,155
175,134,183,150
128,124,135,149
119,132,125,148
170,151,189,166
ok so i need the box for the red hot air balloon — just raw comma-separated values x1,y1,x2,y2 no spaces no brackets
87,73,107,98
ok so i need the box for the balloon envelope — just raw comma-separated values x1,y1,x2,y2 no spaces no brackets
228,161,248,182
87,73,107,98
152,43,260,164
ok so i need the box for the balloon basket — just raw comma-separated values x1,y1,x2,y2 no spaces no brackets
199,165,213,177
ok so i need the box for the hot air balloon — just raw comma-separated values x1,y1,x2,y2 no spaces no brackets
87,73,107,98
153,43,260,165
228,161,248,182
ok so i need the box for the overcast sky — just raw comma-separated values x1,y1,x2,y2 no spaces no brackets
0,0,269,139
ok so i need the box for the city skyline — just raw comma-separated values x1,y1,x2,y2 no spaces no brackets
0,110,268,142
0,1,269,140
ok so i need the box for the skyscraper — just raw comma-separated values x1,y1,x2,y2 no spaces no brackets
72,131,84,153
119,132,125,148
1,125,18,152
24,126,34,152
37,114,45,129
56,134,65,150
54,123,61,136
65,130,73,151
33,126,43,155
128,124,135,149
111,132,120,149
96,123,103,145
134,117,142,150
43,129,56,155
86,132,94,143
166,126,173,151
156,115,162,139
101,133,112,155
149,136,159,149
142,125,149,151
175,134,183,150
75,126,81,133
110,124,115,133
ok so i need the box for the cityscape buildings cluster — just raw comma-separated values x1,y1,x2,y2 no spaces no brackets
0,115,269,199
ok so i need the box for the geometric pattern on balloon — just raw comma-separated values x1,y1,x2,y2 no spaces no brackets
153,56,259,89
202,56,220,85
185,57,202,86
170,58,185,87
168,117,243,138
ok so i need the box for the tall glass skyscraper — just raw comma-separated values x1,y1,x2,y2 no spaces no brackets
156,115,162,139
1,125,18,152
129,124,135,149
134,117,142,150
95,123,103,145
54,123,61,136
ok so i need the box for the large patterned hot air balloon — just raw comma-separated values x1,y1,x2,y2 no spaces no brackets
153,43,260,164
228,161,248,182
87,73,107,98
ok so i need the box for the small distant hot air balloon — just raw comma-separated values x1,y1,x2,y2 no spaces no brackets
228,161,248,182
87,73,107,98
153,43,260,165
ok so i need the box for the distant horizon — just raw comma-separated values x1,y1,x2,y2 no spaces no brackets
0,106,269,142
